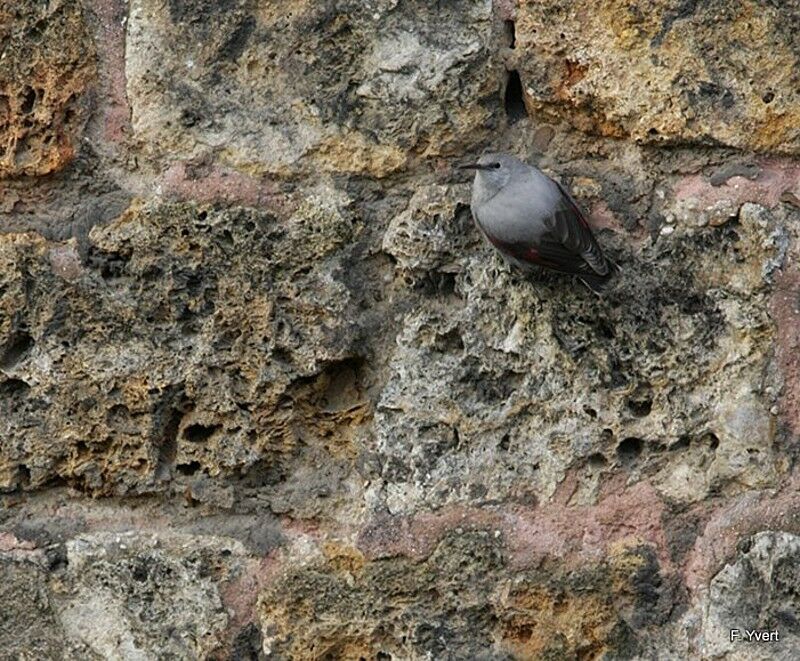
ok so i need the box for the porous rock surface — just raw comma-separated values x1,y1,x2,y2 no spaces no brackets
2,1,800,659
0,0,96,177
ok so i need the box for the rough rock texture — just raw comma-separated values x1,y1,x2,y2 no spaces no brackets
0,195,366,501
258,533,678,659
2,0,800,659
0,0,96,177
515,0,800,153
126,0,499,177
704,531,800,660
2,529,248,659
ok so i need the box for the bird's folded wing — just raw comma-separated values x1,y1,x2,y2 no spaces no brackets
546,182,609,276
527,235,595,275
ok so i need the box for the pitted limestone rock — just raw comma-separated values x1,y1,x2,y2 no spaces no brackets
0,0,96,177
258,531,673,659
0,195,365,501
374,199,784,514
515,0,800,153
126,0,499,177
703,531,800,660
382,184,476,273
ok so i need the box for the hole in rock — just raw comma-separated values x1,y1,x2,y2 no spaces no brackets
596,318,614,339
0,378,30,397
762,91,775,104
588,452,607,468
498,433,511,451
87,247,130,280
504,69,528,124
180,108,201,127
680,295,706,315
131,560,149,582
433,327,464,352
583,406,598,418
705,432,720,450
318,356,366,411
45,545,68,571
17,465,31,488
107,403,130,421
20,87,36,114
617,437,644,462
670,435,691,451
183,423,221,443
626,396,652,418
17,464,31,489
0,331,34,369
177,461,202,476
155,405,183,479
504,19,516,48
419,271,456,297
142,266,163,281
41,474,69,490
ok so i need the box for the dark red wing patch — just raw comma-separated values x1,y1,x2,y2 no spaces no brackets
522,245,561,269
486,232,578,272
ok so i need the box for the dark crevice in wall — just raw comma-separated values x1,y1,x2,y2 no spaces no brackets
16,464,31,488
504,69,527,124
155,408,181,480
183,423,221,443
0,377,30,397
617,437,644,463
176,461,202,476
504,19,516,48
0,331,34,370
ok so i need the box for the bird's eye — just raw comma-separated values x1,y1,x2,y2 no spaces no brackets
492,162,501,169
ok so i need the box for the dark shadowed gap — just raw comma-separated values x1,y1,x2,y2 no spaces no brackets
504,70,527,124
617,437,644,463
183,423,221,443
155,407,183,480
504,19,516,48
0,378,30,396
17,465,31,488
0,331,34,370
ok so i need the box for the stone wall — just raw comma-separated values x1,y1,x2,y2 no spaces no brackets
2,0,800,658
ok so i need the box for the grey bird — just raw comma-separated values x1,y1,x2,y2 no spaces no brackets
460,152,615,293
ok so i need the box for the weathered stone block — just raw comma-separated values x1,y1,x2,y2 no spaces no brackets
0,0,96,177
125,0,499,177
515,0,800,153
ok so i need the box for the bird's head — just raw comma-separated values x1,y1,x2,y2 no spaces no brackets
457,152,520,196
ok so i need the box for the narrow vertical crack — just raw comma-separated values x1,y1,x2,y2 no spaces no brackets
504,19,516,49
504,69,527,124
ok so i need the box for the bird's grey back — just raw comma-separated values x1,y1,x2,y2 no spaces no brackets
471,160,563,245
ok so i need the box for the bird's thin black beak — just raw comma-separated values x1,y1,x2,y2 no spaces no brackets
457,163,490,171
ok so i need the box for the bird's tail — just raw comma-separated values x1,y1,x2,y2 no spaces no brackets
579,261,620,294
